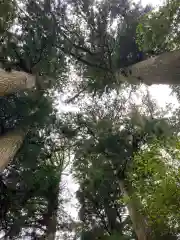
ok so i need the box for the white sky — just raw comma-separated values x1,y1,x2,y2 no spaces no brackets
138,0,165,7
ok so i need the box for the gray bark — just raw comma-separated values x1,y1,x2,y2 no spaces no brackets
116,50,180,85
119,180,152,240
0,130,25,172
0,68,36,95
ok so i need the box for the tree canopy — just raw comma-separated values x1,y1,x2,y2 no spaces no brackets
0,0,180,239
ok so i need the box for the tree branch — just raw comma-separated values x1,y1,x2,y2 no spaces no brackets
65,86,87,104
61,30,95,56
56,44,110,72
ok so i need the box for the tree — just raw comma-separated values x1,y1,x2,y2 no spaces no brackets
55,0,151,94
1,1,180,240
128,138,180,239
0,0,15,32
1,0,180,95
0,0,68,94
0,89,53,172
0,111,74,239
52,0,180,91
66,86,173,240
0,3,74,238
136,0,180,54
0,1,37,95
131,0,180,85
0,0,69,170
74,149,134,239
116,49,180,85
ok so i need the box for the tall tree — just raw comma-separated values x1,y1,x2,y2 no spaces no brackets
1,0,180,95
0,0,67,94
0,89,53,171
0,0,69,169
0,111,74,239
66,87,172,240
55,0,180,90
128,138,180,239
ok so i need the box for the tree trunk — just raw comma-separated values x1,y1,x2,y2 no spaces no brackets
45,184,59,240
46,212,57,240
0,130,25,171
46,218,57,240
119,180,152,240
0,68,35,95
116,49,180,85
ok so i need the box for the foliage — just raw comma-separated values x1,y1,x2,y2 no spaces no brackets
59,0,152,94
136,0,180,114
0,0,15,35
68,88,173,239
128,138,180,238
136,0,180,54
0,0,68,91
0,0,73,238
0,116,73,239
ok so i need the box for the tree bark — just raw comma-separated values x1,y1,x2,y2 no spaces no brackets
45,183,59,240
46,212,57,240
119,180,152,240
0,130,25,172
46,217,57,240
0,68,35,95
116,49,180,85
45,198,58,240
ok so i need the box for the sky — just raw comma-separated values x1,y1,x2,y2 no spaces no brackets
138,0,165,7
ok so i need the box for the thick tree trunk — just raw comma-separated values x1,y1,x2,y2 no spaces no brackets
116,49,180,85
0,130,25,171
0,68,35,95
119,180,152,240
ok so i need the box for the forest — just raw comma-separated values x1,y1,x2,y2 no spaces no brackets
0,0,180,239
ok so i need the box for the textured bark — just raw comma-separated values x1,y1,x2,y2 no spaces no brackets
0,68,35,95
116,50,180,85
0,130,25,172
119,180,152,240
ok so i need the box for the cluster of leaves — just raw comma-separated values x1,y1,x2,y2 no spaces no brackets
136,0,180,54
72,111,136,239
0,112,74,239
0,0,16,35
0,0,69,91
129,138,180,238
60,0,152,94
67,87,174,239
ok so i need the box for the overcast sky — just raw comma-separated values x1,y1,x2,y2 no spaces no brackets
138,0,165,7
